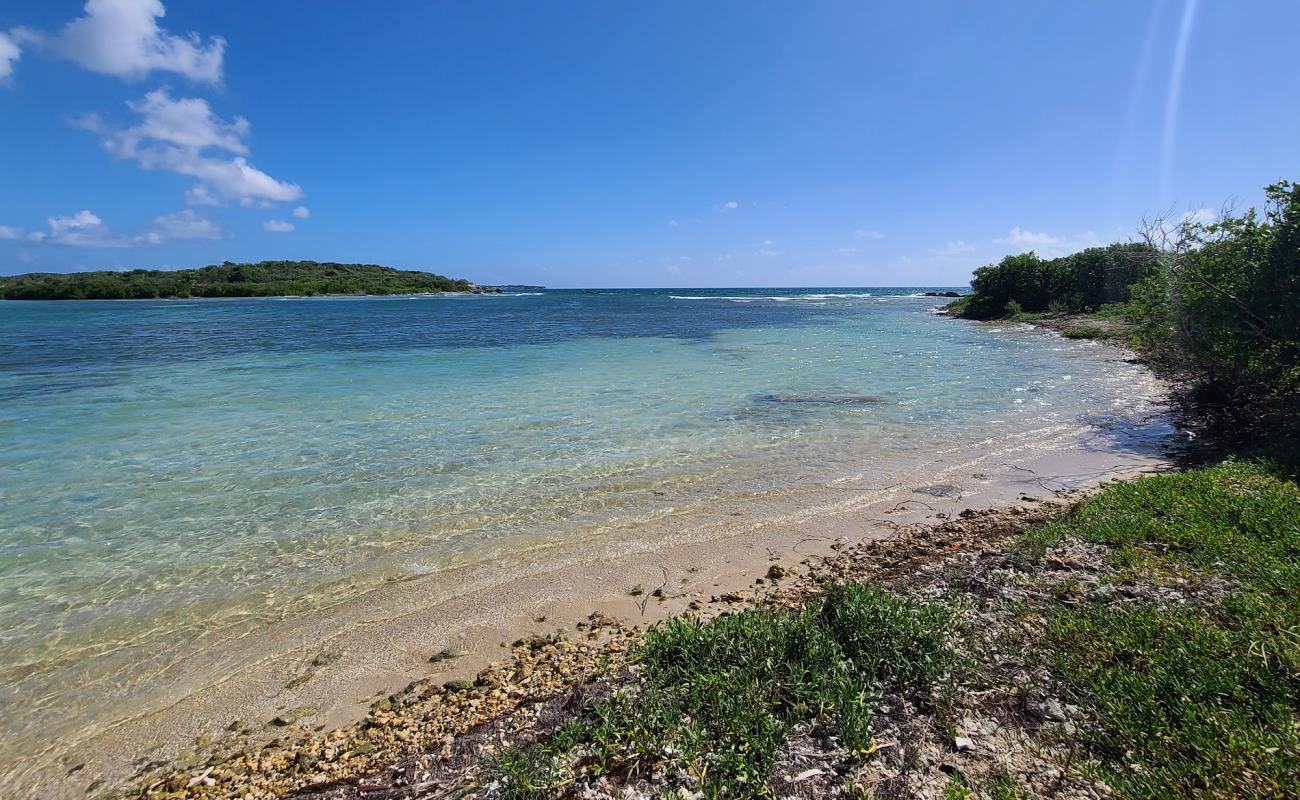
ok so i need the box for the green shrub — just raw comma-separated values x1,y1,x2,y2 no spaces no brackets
959,244,1161,320
486,583,962,799
1132,182,1300,450
1063,325,1107,340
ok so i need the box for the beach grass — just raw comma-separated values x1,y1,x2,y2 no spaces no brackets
1020,461,1300,797
487,583,963,799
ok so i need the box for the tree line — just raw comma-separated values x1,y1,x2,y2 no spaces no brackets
0,260,473,300
951,180,1300,454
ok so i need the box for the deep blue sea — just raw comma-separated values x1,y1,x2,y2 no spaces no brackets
0,288,1168,768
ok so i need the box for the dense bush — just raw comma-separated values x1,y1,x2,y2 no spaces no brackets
959,243,1161,319
1131,181,1300,447
0,260,472,300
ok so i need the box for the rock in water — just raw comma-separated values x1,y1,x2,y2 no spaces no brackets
763,393,886,405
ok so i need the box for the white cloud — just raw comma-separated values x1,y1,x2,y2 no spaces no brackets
667,218,678,227
263,219,294,233
994,227,1101,259
0,31,21,81
292,205,310,219
47,0,225,83
755,248,780,257
2,207,223,246
853,228,884,239
837,246,859,254
929,240,976,257
46,210,122,246
720,200,739,211
81,88,303,204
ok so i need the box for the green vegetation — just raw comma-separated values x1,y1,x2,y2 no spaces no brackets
1130,182,1300,447
951,179,1300,454
955,243,1162,320
1061,325,1108,340
1019,461,1300,797
487,583,962,799
0,260,472,300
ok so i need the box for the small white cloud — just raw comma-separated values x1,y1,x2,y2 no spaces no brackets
0,31,21,81
755,248,780,257
666,264,681,275
994,228,1101,259
47,210,121,246
853,228,884,239
716,253,733,262
667,218,679,227
761,239,776,246
83,88,302,205
5,207,224,246
720,200,739,211
263,219,294,233
44,0,226,83
929,240,976,257
292,205,310,219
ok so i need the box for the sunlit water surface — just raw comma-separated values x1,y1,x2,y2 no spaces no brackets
0,289,1170,772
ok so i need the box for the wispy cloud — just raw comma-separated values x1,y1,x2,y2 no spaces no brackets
853,228,884,239
263,219,295,233
136,209,223,243
719,200,739,212
0,31,20,81
929,240,976,257
1,207,223,246
994,227,1100,259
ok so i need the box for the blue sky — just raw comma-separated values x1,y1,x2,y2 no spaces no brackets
1,1,1297,287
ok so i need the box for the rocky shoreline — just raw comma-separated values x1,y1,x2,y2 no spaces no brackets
120,480,1162,800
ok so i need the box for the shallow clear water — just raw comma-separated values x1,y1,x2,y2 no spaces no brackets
0,288,1166,765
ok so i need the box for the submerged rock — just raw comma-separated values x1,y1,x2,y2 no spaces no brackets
915,483,962,498
763,393,887,405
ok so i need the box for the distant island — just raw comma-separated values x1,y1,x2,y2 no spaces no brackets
0,260,520,300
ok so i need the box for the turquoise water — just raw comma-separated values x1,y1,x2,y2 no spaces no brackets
0,288,1167,768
